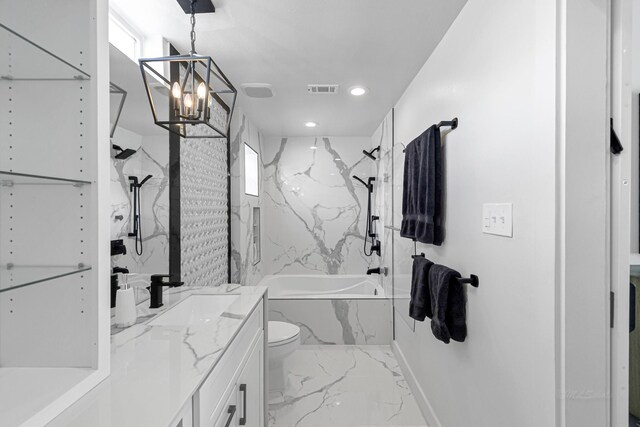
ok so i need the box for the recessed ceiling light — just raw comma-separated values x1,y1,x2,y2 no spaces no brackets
310,146,318,150
349,86,368,96
305,121,318,128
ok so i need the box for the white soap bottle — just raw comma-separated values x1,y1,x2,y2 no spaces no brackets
115,273,137,328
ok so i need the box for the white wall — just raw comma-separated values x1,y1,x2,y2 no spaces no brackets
558,0,609,425
390,0,558,425
389,0,610,425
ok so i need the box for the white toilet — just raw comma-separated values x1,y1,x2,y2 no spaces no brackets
268,321,301,391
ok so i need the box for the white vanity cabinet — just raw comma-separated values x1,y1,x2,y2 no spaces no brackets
236,336,264,427
194,298,266,427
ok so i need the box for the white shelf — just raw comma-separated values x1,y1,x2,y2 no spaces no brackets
0,171,91,187
0,367,94,426
0,265,91,293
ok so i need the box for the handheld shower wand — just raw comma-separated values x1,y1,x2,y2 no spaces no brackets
352,176,380,256
128,175,153,256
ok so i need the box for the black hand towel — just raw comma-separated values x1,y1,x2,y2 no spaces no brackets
429,264,467,343
409,256,434,321
400,125,443,245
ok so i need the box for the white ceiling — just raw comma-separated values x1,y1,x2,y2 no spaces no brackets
110,0,467,137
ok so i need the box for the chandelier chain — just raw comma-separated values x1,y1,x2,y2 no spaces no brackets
190,0,197,54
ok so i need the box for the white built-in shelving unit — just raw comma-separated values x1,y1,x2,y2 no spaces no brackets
0,0,109,424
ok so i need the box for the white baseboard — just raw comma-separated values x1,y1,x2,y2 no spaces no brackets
392,341,442,427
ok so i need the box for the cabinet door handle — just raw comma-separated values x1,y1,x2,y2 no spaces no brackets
239,384,247,425
224,405,236,427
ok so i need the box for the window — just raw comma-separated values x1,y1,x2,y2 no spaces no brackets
244,143,259,196
109,12,140,62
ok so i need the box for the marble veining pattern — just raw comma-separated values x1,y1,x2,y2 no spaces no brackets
50,286,267,427
269,345,427,426
269,299,392,345
110,129,169,305
230,109,265,286
262,136,374,275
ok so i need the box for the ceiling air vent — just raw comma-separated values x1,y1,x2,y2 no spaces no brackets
307,84,339,95
242,83,275,98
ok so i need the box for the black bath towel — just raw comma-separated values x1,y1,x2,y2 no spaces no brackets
400,125,443,245
409,256,434,321
429,264,467,344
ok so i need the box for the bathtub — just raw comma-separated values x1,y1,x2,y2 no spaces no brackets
260,274,383,299
259,274,392,345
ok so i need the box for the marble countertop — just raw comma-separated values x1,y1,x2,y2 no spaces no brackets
49,285,267,427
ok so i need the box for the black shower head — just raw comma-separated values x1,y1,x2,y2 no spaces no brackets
363,146,381,161
113,144,137,160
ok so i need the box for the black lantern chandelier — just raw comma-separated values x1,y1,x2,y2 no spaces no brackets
139,0,236,139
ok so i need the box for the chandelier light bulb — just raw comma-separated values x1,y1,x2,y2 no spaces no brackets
197,82,207,100
171,82,181,99
184,93,193,109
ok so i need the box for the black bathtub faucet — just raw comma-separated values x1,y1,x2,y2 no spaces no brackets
367,267,388,276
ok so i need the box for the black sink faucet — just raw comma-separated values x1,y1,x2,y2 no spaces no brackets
148,274,184,308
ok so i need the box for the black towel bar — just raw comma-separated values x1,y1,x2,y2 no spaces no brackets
457,275,479,288
411,251,479,288
402,118,458,153
436,117,458,130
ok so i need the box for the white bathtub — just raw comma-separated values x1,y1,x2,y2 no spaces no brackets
260,274,391,345
259,274,384,299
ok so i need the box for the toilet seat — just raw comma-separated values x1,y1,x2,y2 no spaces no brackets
268,321,300,347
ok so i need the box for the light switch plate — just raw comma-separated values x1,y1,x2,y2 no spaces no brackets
482,203,513,237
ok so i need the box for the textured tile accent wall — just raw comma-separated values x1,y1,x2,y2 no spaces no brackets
180,126,229,287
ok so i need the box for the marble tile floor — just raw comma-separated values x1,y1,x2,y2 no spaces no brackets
268,345,428,427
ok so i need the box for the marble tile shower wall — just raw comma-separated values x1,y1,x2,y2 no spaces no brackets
110,127,169,304
230,109,264,286
262,136,375,276
180,125,229,287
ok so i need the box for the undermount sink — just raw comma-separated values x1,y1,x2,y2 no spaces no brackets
149,294,239,327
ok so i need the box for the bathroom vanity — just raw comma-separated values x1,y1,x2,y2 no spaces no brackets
50,286,268,427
